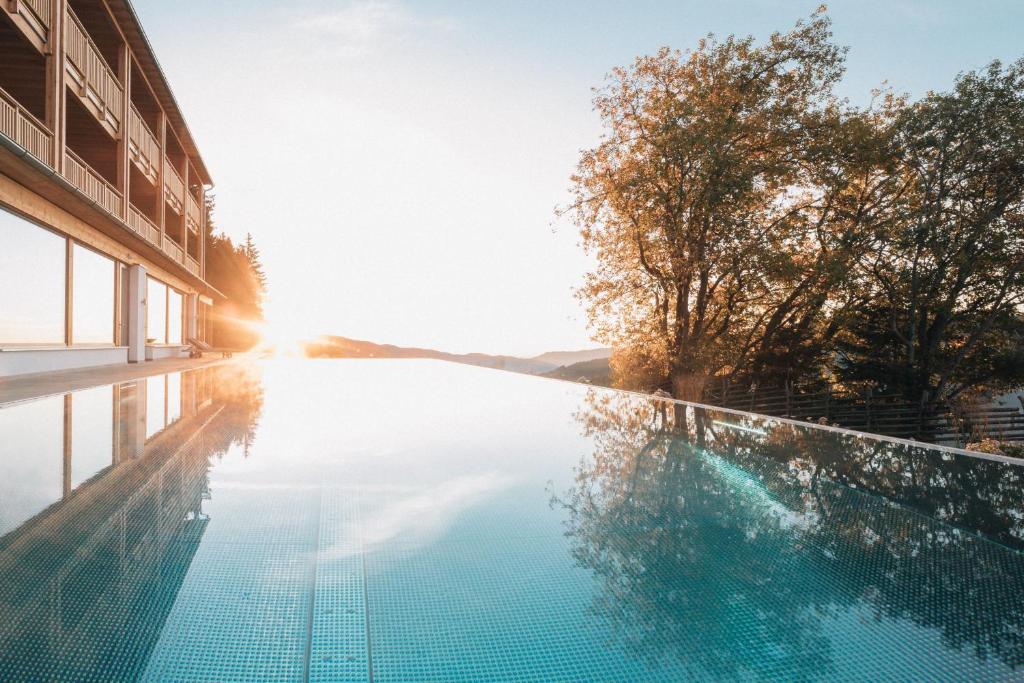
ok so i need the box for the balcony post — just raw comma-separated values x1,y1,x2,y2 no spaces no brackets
117,43,130,220
200,189,206,279
127,263,147,362
47,0,65,171
157,111,166,247
183,158,189,260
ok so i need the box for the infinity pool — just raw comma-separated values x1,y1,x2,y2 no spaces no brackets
0,359,1022,681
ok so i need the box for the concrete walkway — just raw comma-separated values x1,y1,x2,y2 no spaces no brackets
0,355,254,404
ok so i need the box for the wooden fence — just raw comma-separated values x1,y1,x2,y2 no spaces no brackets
702,379,1024,446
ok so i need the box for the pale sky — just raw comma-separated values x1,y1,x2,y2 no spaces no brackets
132,0,1024,356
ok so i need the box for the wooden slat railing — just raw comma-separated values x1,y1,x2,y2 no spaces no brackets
185,194,201,231
128,204,161,245
128,105,159,181
186,257,200,277
63,149,122,217
164,161,184,209
23,0,51,30
64,7,122,131
0,86,53,166
162,236,184,264
702,380,1024,446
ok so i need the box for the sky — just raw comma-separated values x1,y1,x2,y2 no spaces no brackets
131,0,1024,356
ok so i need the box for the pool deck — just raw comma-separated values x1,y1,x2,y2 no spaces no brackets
0,355,254,404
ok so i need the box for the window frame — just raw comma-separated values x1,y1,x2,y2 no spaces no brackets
0,205,125,350
69,240,119,347
146,275,186,346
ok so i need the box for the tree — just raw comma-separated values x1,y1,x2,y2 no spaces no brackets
566,9,863,398
204,196,267,349
839,59,1024,412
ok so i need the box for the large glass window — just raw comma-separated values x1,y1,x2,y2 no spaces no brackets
71,244,115,344
145,375,166,438
147,277,167,344
118,263,129,346
167,372,182,424
70,385,115,487
0,209,66,344
0,395,65,536
168,289,183,344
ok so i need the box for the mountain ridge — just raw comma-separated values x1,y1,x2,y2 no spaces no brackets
303,335,611,376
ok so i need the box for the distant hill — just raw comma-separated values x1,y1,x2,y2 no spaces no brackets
529,348,611,367
303,336,613,381
304,335,559,374
540,357,612,387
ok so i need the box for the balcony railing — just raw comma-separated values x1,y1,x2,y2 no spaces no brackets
164,161,184,211
23,0,51,26
185,194,201,231
128,204,161,245
64,7,122,132
128,204,200,275
128,105,159,183
161,235,184,264
63,149,122,217
0,86,52,166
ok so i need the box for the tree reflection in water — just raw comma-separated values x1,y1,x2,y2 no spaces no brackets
552,390,1024,680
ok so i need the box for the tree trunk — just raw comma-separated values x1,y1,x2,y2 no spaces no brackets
671,371,708,402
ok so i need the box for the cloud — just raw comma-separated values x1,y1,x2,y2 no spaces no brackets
293,0,455,55
321,472,517,557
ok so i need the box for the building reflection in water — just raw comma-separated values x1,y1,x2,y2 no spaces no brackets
553,391,1024,681
0,364,262,682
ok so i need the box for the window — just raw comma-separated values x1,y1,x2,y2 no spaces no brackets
71,244,115,344
145,374,166,438
70,385,115,487
168,289,183,344
0,208,66,344
146,277,185,345
167,372,182,424
0,395,65,536
147,277,167,344
118,263,129,346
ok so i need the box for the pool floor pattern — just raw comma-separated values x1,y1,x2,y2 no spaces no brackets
126,483,1022,683
2,361,1023,682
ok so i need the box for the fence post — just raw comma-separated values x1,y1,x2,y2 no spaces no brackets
866,387,873,430
825,385,831,422
785,381,792,418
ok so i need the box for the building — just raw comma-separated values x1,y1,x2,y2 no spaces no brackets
0,0,217,377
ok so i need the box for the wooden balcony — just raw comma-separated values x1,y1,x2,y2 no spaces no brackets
185,194,201,232
161,234,184,263
128,105,159,184
0,85,53,166
3,0,50,52
128,204,160,245
63,148,121,217
128,204,198,275
64,6,122,137
164,160,184,213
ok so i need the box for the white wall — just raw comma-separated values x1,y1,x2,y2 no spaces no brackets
0,347,128,377
144,346,189,361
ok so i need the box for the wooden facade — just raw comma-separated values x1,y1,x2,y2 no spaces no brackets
0,0,211,287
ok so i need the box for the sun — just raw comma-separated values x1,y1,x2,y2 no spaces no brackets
254,320,310,356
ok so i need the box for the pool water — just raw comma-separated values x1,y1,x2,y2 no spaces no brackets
0,359,1022,682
